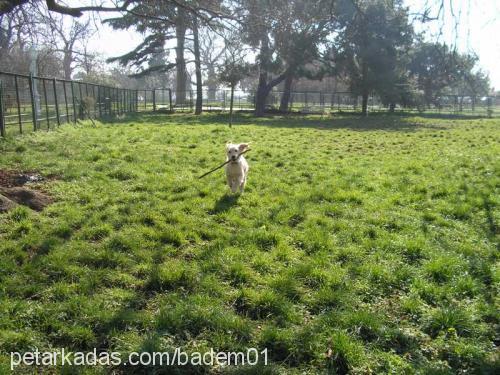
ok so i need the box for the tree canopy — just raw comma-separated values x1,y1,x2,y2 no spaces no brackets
0,0,492,115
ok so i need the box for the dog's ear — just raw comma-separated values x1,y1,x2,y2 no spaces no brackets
226,142,232,151
238,143,249,151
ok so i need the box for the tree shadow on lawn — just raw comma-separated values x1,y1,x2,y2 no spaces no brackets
104,112,464,132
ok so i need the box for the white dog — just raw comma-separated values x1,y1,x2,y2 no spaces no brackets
225,143,249,193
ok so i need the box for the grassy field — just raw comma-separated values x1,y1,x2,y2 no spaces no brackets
0,113,498,374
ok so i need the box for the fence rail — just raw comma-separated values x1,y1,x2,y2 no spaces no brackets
169,89,499,117
0,71,168,137
1,70,498,138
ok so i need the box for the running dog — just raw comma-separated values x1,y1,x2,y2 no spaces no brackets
225,143,249,193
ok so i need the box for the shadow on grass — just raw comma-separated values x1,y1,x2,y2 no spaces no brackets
97,111,482,132
390,112,490,120
211,193,240,214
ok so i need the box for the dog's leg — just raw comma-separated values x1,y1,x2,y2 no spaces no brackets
239,177,246,193
230,179,238,194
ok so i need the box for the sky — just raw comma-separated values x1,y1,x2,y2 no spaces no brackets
84,0,500,89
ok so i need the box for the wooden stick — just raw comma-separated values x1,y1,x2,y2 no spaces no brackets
198,149,250,179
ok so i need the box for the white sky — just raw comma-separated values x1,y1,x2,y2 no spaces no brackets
84,0,500,89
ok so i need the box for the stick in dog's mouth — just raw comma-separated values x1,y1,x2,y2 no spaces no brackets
198,149,251,179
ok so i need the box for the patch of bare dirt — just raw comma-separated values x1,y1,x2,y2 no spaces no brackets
0,169,54,212
0,169,45,187
0,187,53,211
0,194,17,213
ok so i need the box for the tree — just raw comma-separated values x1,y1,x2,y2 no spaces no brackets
105,2,178,84
408,43,490,109
0,0,134,17
192,16,203,114
333,0,414,115
218,42,251,127
199,30,223,101
174,6,189,104
104,1,195,105
239,0,333,116
0,4,71,76
408,42,456,107
106,1,227,111
41,11,94,79
450,53,490,97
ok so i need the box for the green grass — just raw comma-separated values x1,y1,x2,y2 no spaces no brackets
0,113,498,374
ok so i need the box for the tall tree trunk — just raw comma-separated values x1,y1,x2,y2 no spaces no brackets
361,91,368,116
254,34,289,117
255,34,270,117
279,71,293,112
361,61,369,116
207,66,217,101
255,75,268,117
63,50,72,80
192,17,202,115
229,83,235,128
175,8,187,105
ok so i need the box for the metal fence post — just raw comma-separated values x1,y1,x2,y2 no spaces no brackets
63,81,69,123
153,89,156,111
70,81,77,122
28,74,38,130
42,79,50,129
0,80,5,137
168,89,172,112
14,75,22,133
78,82,83,103
92,85,96,118
53,78,60,126
97,86,102,118
118,89,121,114
108,87,111,115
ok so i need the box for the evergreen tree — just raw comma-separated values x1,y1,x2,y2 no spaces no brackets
334,0,413,115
